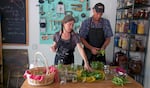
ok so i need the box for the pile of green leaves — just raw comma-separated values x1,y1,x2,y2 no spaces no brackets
90,61,104,70
81,70,104,80
112,76,128,86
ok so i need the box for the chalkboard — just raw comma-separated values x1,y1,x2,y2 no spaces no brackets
0,0,28,45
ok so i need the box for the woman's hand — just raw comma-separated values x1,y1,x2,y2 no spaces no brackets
50,42,57,52
84,61,92,71
50,46,56,52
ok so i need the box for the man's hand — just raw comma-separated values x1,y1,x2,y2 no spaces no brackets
90,47,100,55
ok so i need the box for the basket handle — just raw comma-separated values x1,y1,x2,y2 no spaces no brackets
34,52,49,75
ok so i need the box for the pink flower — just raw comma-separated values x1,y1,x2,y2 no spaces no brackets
115,67,126,74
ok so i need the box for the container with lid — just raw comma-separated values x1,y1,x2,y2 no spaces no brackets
129,56,142,74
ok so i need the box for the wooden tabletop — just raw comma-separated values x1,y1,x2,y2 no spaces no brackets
21,76,143,88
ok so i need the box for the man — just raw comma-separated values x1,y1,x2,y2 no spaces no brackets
79,3,113,65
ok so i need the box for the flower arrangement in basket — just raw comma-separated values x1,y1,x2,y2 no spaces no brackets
24,52,58,86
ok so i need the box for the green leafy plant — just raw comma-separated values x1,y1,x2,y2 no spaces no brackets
90,61,104,70
112,76,128,86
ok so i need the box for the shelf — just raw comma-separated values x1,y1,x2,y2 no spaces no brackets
117,4,150,10
114,1,150,85
134,3,150,8
115,46,145,53
116,18,149,20
117,5,132,10
116,18,132,20
115,32,147,36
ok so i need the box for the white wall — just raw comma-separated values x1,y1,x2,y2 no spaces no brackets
2,0,150,87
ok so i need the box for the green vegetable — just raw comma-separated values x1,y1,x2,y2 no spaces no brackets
97,49,105,57
81,70,104,80
91,61,104,70
57,63,63,70
112,76,128,86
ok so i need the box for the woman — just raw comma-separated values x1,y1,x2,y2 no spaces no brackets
50,15,91,71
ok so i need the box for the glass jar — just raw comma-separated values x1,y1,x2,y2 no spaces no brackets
129,57,142,74
103,65,110,80
130,38,136,51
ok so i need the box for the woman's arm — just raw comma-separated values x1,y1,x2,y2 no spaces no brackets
76,43,92,71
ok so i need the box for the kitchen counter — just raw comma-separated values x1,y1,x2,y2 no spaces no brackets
21,75,143,88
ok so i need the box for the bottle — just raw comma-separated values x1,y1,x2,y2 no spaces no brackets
118,36,122,48
58,59,63,70
122,36,128,50
137,22,144,34
114,36,119,47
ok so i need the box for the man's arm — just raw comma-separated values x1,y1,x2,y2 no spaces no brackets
101,37,111,50
80,37,92,50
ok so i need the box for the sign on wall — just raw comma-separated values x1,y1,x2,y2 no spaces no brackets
0,0,28,45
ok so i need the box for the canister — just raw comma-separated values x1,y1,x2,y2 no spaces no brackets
129,58,142,74
130,38,136,51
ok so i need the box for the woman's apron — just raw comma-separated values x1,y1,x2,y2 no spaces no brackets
84,19,106,65
54,34,74,65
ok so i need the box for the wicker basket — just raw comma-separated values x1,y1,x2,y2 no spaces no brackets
24,52,55,86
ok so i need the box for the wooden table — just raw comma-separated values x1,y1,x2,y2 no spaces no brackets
21,76,143,88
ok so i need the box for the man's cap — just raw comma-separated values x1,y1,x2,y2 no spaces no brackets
93,3,105,13
62,15,75,24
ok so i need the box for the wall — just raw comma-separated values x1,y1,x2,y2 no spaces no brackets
2,0,150,88
3,0,117,65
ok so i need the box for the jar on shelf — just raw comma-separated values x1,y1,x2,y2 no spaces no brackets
130,38,137,51
116,22,120,32
136,39,145,51
129,22,137,34
118,36,122,48
124,21,129,33
144,10,149,19
129,57,142,74
114,36,119,47
120,22,125,32
127,0,133,6
137,22,144,34
115,51,128,69
122,36,128,50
